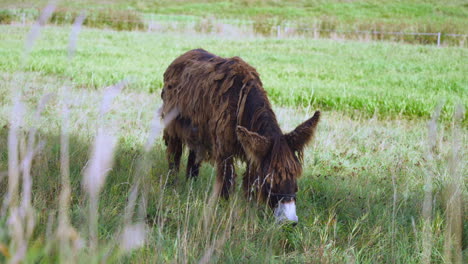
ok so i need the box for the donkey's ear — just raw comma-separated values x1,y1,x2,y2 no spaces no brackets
236,126,271,161
285,111,321,152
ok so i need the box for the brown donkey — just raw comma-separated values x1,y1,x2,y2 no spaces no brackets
161,49,320,222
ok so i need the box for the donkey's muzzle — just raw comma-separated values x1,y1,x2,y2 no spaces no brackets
274,200,298,223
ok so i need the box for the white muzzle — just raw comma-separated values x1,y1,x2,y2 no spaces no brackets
274,201,298,223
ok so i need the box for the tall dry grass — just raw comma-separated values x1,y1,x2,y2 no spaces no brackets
56,10,87,262
421,103,442,263
443,105,465,264
2,3,149,261
420,103,465,264
4,3,56,263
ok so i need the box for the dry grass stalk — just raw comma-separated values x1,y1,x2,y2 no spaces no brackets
56,12,87,261
20,139,45,240
198,193,239,264
68,12,86,59
443,104,464,264
83,83,124,252
6,93,51,263
6,99,26,264
57,86,84,263
57,87,72,256
421,104,442,264
19,93,50,253
99,81,126,116
121,106,178,253
120,223,146,252
84,128,117,251
5,3,56,261
7,98,24,209
23,2,56,64
197,231,229,264
390,162,399,264
146,106,176,152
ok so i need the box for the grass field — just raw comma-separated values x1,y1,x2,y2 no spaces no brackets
2,0,467,34
0,20,466,263
0,26,466,122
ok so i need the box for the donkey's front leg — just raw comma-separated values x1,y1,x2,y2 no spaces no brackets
215,155,236,199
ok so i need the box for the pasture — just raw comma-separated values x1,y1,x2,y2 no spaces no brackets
2,0,467,35
0,20,466,264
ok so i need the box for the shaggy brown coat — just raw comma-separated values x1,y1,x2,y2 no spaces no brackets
161,49,320,205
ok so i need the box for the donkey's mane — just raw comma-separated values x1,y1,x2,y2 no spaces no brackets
237,75,303,183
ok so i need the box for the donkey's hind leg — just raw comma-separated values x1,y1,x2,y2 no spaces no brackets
186,149,201,179
163,130,183,175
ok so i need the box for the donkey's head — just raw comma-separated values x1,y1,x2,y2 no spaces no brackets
236,111,320,223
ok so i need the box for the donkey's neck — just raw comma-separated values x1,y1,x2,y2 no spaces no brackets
240,86,282,138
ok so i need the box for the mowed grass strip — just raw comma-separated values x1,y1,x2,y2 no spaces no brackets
1,25,466,123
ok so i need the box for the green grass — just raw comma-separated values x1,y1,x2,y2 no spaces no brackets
0,23,466,263
0,26,466,123
0,72,466,262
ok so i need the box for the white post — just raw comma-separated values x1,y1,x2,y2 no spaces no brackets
277,25,280,38
437,32,441,47
22,13,25,26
